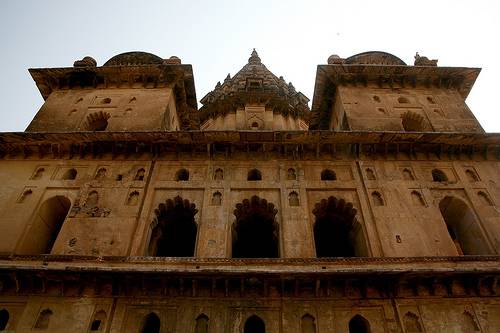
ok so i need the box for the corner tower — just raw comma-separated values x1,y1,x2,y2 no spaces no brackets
200,50,310,130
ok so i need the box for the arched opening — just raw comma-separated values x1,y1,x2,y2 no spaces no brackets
321,169,336,181
349,314,370,333
313,196,365,257
465,169,479,182
211,192,222,206
288,192,300,206
175,169,189,181
287,168,297,180
90,310,106,331
371,191,384,206
439,196,490,255
403,312,422,332
477,191,493,206
62,168,78,180
247,169,262,181
214,168,224,180
411,191,426,206
195,314,209,333
127,191,140,206
85,111,110,131
147,196,198,257
85,191,99,208
0,309,9,331
135,168,146,181
18,196,71,254
365,168,376,180
401,111,425,131
402,168,414,180
34,309,53,329
244,315,265,333
232,196,279,258
301,314,316,333
432,169,448,182
140,313,160,333
95,168,107,180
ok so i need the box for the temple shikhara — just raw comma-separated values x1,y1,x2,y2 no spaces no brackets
0,49,498,332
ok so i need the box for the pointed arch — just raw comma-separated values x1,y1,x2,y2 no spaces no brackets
401,110,425,131
312,196,366,257
175,168,189,181
244,315,265,333
211,192,222,206
403,312,422,332
195,314,209,333
477,191,494,206
411,191,426,206
90,310,106,331
140,312,160,333
247,169,262,181
287,168,297,180
349,314,370,333
371,191,384,206
0,309,9,331
232,196,279,258
85,191,99,208
321,169,336,181
18,196,71,254
62,168,77,180
135,168,146,181
32,167,45,180
432,169,448,182
95,168,107,180
365,168,376,180
402,168,415,180
147,196,198,257
34,309,53,329
439,196,490,255
301,314,316,333
289,191,300,206
214,168,224,180
465,169,479,182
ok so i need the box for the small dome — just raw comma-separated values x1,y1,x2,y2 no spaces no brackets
327,54,344,64
345,51,406,65
103,51,163,66
164,56,181,65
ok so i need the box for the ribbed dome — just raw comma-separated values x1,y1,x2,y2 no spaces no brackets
103,51,163,66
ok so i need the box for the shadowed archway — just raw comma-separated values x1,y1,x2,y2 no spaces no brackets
232,196,279,258
313,196,366,257
147,196,198,257
244,315,265,333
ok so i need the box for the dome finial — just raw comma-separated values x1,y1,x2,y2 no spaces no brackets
248,48,261,64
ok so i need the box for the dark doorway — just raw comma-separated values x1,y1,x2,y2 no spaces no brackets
349,314,370,333
141,313,160,333
244,315,265,333
148,196,198,257
232,196,279,258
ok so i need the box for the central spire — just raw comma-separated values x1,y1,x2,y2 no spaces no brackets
248,48,261,64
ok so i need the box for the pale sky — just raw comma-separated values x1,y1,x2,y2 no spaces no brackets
0,0,499,132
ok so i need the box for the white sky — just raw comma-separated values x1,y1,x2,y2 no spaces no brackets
0,0,499,132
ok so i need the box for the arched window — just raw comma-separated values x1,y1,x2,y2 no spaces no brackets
349,314,370,333
403,312,422,332
135,168,146,181
287,168,297,180
0,309,9,331
465,169,479,182
401,111,425,131
62,168,77,180
301,314,316,333
232,196,279,258
402,168,415,180
211,192,222,206
195,314,209,333
244,315,265,333
432,169,448,182
247,169,262,181
175,169,189,181
288,192,300,206
148,196,198,257
371,191,384,206
477,191,494,206
365,168,376,180
90,310,106,331
95,168,106,180
85,111,110,131
127,191,140,206
214,168,224,180
32,167,45,180
34,309,53,329
313,196,365,257
140,313,160,333
410,191,426,206
439,196,490,255
85,191,99,208
321,169,336,181
18,196,71,254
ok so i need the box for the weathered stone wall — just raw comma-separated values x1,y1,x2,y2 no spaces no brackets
25,88,180,132
0,295,498,332
330,85,484,133
0,156,498,258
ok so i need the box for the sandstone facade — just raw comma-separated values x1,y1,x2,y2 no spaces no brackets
0,50,498,332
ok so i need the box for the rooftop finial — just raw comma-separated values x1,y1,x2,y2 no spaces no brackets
248,48,261,64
